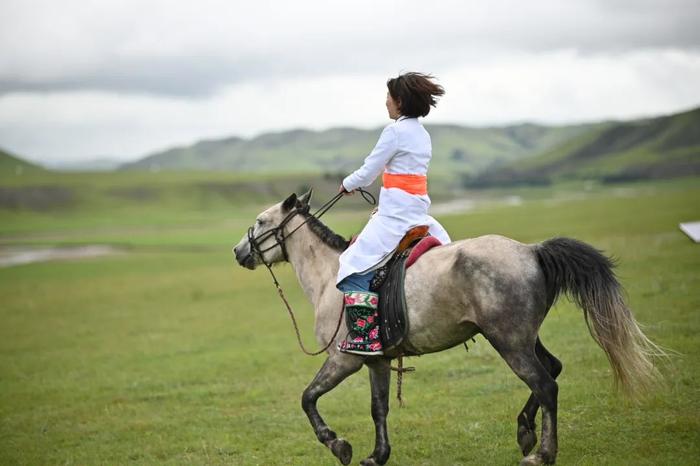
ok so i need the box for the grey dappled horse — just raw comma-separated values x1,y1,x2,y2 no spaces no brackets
232,191,662,466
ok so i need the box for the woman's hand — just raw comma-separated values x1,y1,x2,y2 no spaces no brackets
339,184,355,195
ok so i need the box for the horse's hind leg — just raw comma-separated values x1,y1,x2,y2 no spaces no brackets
489,338,559,466
302,354,364,465
361,358,392,466
517,338,563,456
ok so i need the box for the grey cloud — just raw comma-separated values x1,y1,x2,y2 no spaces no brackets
0,0,699,97
0,57,252,97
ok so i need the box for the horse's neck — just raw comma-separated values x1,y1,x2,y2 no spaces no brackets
285,219,341,310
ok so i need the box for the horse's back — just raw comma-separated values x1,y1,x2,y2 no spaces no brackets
402,234,547,354
408,234,539,286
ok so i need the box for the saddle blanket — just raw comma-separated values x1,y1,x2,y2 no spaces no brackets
370,234,442,351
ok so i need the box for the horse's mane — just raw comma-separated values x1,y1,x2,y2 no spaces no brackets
301,213,349,252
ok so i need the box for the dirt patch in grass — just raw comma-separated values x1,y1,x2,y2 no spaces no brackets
0,245,121,267
106,186,159,201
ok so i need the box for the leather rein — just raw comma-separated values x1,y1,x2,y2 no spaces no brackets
246,189,376,356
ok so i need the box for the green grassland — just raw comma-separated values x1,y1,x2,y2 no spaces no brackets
0,171,352,239
1,172,699,465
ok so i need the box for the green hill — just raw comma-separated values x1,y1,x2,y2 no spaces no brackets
119,106,700,186
469,107,700,186
0,147,45,177
121,122,596,178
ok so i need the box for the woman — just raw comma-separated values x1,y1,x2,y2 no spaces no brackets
337,72,452,356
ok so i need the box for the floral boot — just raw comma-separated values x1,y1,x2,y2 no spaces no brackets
338,291,383,356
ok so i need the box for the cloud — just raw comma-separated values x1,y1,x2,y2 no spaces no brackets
2,48,699,163
1,1,699,163
1,0,699,97
435,49,700,124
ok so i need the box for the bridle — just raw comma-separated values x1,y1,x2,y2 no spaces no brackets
245,188,375,356
246,203,305,264
246,188,375,267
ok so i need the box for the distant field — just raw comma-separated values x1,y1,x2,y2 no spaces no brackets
0,171,349,237
1,175,699,465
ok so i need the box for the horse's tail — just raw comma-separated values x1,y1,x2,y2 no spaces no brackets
535,237,664,397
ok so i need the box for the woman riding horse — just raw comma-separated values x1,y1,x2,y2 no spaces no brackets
337,72,451,355
233,74,664,466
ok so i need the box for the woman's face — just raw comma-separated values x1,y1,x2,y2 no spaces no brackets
386,92,401,119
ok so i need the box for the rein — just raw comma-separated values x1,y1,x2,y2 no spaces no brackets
248,189,376,356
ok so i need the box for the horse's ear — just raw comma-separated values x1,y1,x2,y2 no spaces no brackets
298,189,313,206
282,193,297,212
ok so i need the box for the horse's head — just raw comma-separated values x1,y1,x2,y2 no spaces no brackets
233,190,313,269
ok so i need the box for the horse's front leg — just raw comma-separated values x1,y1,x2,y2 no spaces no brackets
361,358,391,466
301,353,364,465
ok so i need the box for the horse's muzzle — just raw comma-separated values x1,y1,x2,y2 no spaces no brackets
233,244,256,270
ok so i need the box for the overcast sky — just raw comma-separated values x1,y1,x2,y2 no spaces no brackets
1,0,699,164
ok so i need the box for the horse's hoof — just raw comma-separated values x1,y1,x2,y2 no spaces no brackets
520,453,544,466
329,438,353,465
517,426,537,456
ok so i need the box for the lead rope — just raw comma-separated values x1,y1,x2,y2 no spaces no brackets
263,260,344,356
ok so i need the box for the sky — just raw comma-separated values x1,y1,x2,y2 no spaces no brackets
1,0,699,165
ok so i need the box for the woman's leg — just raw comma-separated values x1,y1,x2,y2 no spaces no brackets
337,271,383,355
337,270,376,292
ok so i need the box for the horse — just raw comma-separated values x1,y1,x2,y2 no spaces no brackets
232,190,662,466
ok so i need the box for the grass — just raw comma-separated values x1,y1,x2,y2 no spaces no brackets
1,174,699,465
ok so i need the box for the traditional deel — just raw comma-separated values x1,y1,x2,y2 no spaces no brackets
338,291,383,355
337,116,451,285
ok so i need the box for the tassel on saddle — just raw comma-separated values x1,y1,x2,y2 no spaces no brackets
391,356,415,407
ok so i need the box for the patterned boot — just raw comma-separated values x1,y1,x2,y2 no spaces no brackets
338,291,383,356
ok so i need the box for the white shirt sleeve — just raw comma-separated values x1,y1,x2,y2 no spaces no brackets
342,125,398,191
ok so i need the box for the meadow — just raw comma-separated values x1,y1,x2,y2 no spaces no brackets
1,173,699,465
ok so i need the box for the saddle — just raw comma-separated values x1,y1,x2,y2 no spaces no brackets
370,225,442,352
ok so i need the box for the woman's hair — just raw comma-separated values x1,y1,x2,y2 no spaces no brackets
387,72,445,118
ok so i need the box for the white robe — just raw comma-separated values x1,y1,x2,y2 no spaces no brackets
337,116,451,284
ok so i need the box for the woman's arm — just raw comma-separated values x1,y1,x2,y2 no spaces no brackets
341,125,398,192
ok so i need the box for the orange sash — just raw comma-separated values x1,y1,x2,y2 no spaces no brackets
382,172,428,195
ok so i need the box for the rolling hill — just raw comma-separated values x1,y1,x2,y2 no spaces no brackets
0,147,44,176
121,122,599,178
3,107,696,188
468,107,700,186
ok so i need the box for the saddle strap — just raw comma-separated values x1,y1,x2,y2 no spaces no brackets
378,251,409,351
